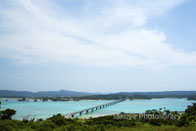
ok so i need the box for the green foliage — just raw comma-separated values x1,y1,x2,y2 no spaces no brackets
185,103,196,116
0,108,16,120
0,104,196,130
176,103,196,127
0,120,25,131
142,108,180,126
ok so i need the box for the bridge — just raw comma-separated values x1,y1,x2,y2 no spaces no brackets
64,99,125,118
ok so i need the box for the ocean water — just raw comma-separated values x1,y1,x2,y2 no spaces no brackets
0,98,195,120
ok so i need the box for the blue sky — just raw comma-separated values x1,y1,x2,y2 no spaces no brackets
0,0,196,93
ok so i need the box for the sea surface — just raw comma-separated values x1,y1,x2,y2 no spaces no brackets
0,98,196,120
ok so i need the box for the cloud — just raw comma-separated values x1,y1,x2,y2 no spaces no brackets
0,0,196,68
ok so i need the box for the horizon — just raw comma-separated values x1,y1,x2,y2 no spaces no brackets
1,89,196,94
1,0,196,93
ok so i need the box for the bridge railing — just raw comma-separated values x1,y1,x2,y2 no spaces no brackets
64,99,125,118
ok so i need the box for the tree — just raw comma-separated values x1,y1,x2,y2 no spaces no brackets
177,103,196,127
0,109,16,120
185,103,196,116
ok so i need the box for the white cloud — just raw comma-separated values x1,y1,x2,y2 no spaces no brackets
0,0,196,68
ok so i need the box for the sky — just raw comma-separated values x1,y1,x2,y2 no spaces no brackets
0,0,196,93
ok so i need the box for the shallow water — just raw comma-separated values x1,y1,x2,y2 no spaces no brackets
0,98,195,120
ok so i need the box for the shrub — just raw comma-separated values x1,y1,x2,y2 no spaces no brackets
0,109,16,120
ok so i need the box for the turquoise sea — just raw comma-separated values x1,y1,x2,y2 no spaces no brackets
0,98,196,120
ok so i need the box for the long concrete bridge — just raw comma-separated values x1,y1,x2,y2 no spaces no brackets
64,99,125,118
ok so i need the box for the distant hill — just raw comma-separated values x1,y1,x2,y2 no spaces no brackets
0,90,196,98
71,91,196,100
0,90,92,97
111,91,196,98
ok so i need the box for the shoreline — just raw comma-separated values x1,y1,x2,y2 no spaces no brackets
0,97,190,102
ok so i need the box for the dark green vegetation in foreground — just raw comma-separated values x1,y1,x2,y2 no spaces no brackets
1,103,196,131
